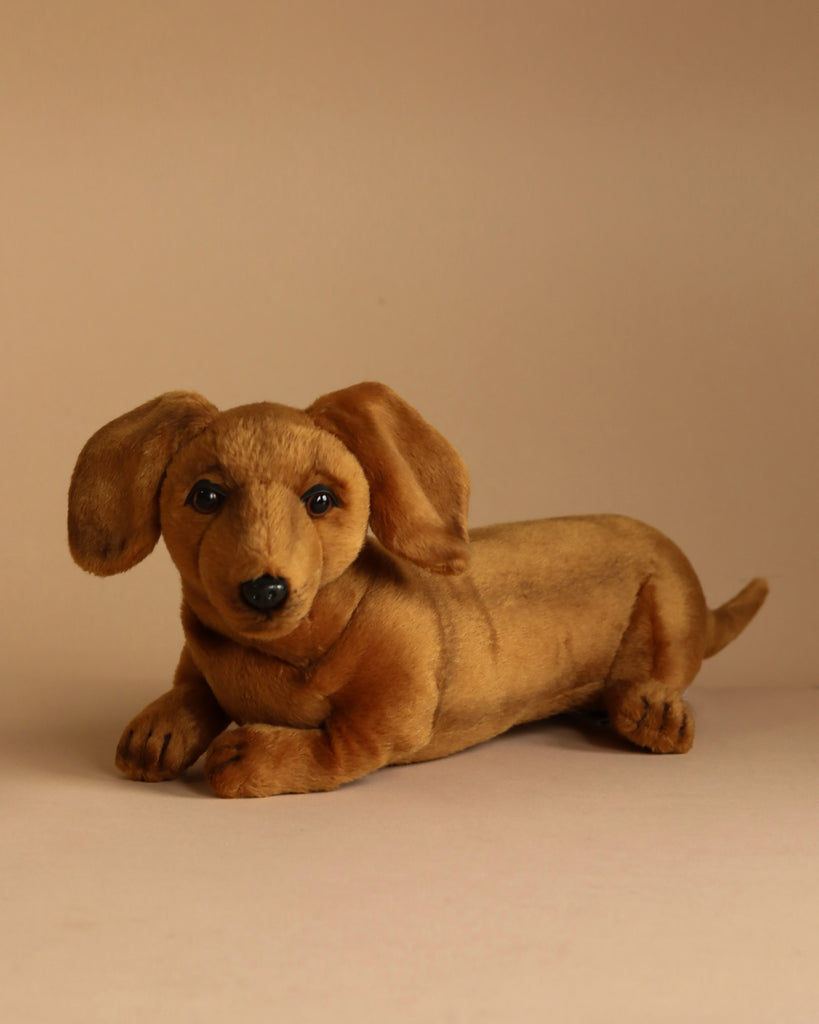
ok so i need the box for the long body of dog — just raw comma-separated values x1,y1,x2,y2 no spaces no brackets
68,383,767,796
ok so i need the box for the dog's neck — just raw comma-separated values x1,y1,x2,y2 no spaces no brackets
180,556,374,670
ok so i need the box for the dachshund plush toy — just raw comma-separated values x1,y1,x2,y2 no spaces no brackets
68,382,767,797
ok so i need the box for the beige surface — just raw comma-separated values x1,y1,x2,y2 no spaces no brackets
3,688,818,1023
2,2,817,1021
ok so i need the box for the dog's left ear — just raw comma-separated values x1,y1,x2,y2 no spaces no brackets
307,382,470,574
68,392,218,576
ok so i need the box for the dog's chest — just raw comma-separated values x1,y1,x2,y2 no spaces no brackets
186,632,331,729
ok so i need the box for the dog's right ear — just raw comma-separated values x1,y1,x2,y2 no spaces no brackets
68,392,218,576
307,382,471,574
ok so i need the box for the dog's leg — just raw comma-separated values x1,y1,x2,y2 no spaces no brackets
204,679,438,797
603,577,704,754
116,648,229,782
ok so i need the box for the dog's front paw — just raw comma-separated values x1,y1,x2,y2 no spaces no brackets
204,724,334,797
205,726,276,798
116,688,226,782
116,714,194,782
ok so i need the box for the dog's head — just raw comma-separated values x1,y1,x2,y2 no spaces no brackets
68,383,470,642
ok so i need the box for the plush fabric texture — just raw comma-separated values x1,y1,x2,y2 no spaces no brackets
67,382,768,797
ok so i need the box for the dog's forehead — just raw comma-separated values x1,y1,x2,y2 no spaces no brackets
191,402,345,480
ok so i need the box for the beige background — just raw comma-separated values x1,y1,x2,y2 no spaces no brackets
2,3,817,1022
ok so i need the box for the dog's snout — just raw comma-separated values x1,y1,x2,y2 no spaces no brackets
239,574,289,612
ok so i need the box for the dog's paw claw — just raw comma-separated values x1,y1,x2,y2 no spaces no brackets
206,744,246,777
116,721,183,782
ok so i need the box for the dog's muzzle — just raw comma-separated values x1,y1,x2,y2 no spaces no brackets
239,574,289,612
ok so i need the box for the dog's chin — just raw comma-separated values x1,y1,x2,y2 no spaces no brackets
234,611,307,642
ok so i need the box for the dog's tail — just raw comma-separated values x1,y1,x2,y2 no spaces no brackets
704,578,769,658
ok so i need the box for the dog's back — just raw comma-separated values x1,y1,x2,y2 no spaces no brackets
396,515,764,762
389,516,660,760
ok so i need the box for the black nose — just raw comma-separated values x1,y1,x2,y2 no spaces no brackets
239,574,289,612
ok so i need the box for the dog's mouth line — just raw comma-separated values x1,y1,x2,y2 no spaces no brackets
245,610,289,626
231,599,308,631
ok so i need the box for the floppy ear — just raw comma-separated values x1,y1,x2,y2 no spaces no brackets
307,382,470,574
68,391,218,576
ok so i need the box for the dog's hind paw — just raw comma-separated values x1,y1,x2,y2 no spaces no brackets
606,685,695,754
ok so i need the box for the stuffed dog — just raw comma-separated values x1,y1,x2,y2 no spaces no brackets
68,382,767,797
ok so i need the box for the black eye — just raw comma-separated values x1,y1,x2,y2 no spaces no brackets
301,484,339,517
185,480,227,514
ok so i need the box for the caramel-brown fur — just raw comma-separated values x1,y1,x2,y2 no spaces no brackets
68,383,768,796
